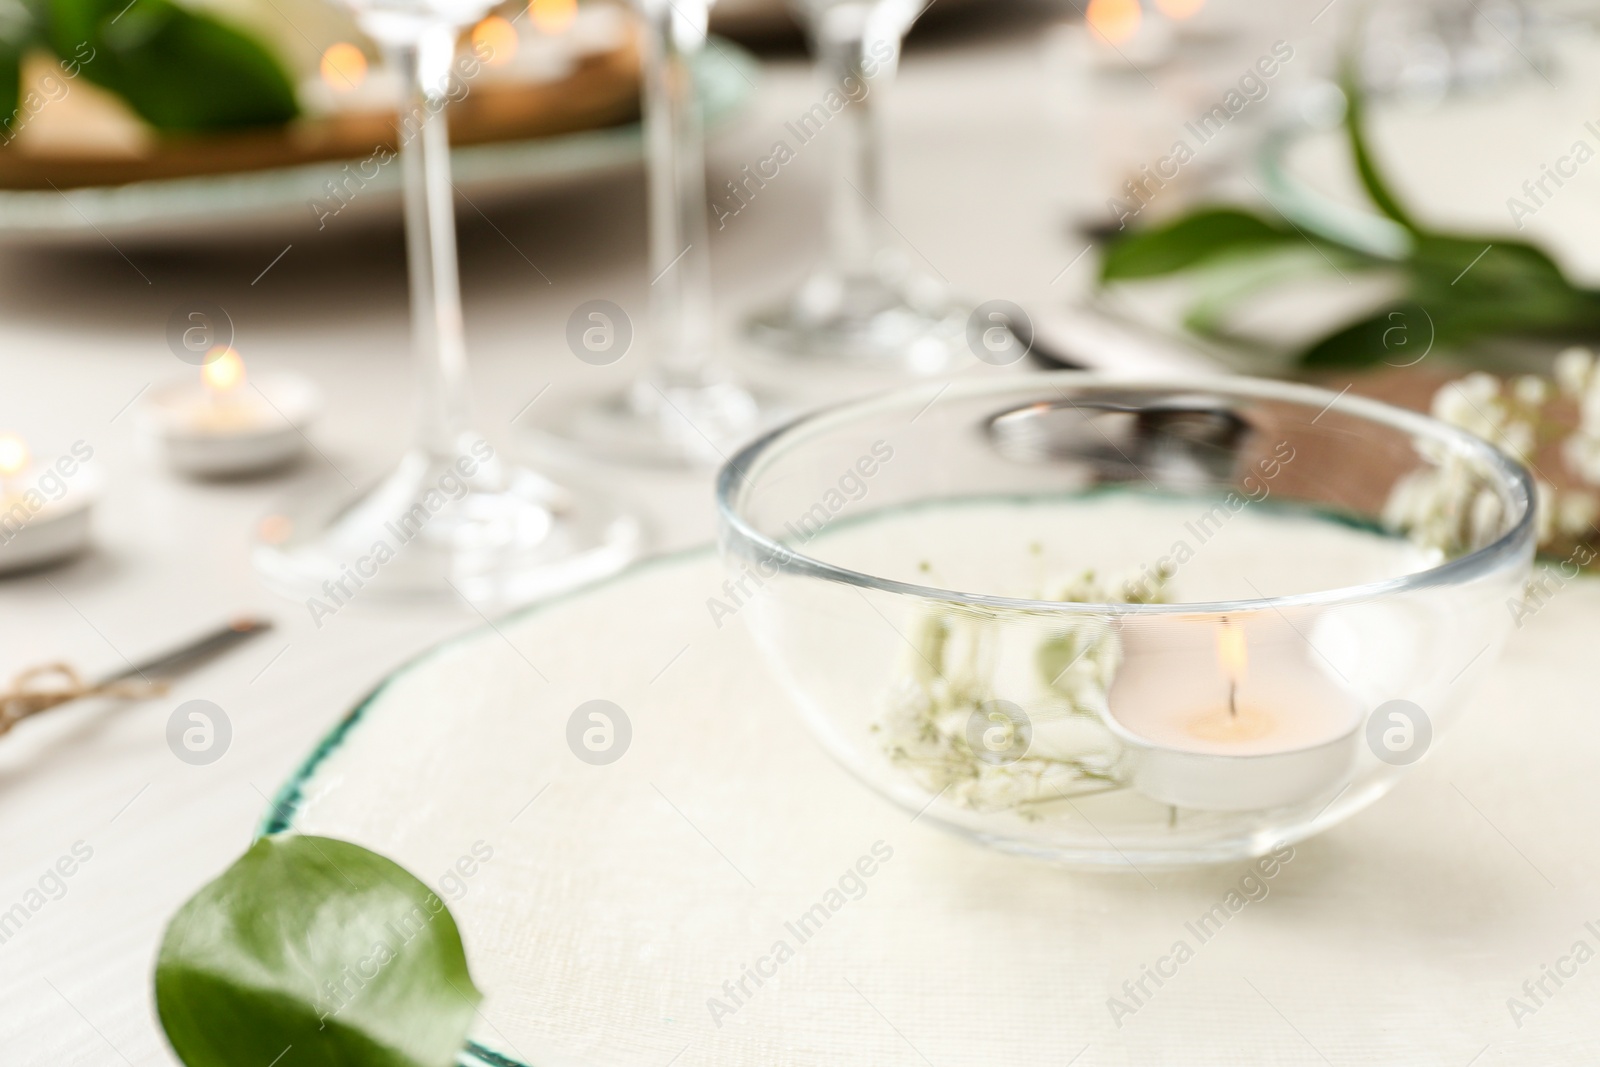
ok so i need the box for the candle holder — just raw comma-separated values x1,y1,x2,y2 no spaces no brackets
717,374,1536,866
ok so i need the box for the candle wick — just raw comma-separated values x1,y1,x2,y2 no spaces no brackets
1228,678,1237,719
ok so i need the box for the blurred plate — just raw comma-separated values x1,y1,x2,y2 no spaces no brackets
0,38,756,246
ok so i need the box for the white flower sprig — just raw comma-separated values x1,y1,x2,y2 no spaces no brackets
872,566,1167,816
1389,354,1600,556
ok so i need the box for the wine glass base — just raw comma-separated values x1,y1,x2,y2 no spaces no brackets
253,449,643,609
532,379,778,470
747,270,973,375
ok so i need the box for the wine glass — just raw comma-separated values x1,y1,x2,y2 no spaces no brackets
536,0,773,468
254,0,642,605
744,0,969,375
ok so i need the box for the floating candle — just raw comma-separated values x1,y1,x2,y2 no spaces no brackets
1102,615,1363,812
139,349,321,477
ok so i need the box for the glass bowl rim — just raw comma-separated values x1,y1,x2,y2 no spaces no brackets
714,372,1537,616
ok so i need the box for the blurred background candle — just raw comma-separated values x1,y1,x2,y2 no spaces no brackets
0,431,97,575
139,348,321,478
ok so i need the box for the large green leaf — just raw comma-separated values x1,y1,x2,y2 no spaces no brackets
156,835,481,1067
45,0,298,130
1099,208,1309,281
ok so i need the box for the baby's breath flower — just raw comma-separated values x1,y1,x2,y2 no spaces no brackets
1401,369,1600,558
1513,375,1549,408
1564,433,1600,486
875,567,1157,815
1501,420,1535,460
1557,490,1599,540
1555,346,1595,397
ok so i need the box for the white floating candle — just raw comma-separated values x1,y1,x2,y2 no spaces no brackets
0,433,98,574
1101,615,1362,812
140,348,321,477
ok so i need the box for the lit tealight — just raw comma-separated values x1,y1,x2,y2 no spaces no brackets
1101,616,1363,811
473,16,519,64
1085,0,1141,44
320,42,369,92
0,434,98,575
140,354,321,478
530,0,576,35
0,432,29,480
203,347,247,396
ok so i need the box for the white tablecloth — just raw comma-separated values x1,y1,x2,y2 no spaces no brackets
3,2,1591,1063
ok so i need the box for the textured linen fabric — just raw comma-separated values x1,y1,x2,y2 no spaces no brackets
290,551,1598,1066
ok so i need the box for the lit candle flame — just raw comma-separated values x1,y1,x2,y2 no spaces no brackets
0,433,28,477
472,16,519,65
529,0,576,35
1217,617,1247,717
320,42,368,92
203,347,247,396
1155,0,1204,19
1086,0,1141,44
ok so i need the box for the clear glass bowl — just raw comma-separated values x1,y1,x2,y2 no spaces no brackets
715,375,1536,867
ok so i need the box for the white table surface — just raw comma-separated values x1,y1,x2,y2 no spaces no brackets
0,2,1574,1063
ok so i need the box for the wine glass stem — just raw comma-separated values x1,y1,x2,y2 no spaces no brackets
817,23,887,276
638,3,715,391
389,28,473,461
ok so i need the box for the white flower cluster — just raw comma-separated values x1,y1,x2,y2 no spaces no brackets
1556,347,1600,497
1391,357,1600,554
873,568,1166,816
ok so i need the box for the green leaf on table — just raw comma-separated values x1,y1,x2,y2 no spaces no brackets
156,834,481,1067
43,0,298,131
1099,208,1309,281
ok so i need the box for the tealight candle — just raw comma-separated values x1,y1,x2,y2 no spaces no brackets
1100,615,1362,812
139,348,321,477
0,432,98,574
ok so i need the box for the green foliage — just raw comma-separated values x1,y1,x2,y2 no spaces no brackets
1099,68,1600,367
0,0,298,135
156,835,480,1067
1100,208,1311,281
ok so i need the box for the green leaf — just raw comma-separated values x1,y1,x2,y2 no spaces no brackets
44,0,298,131
156,835,480,1067
0,43,19,137
1300,300,1442,368
1408,236,1600,327
1099,208,1308,281
1340,58,1419,233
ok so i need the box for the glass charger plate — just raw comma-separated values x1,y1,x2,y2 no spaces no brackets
0,43,755,247
263,547,1600,1067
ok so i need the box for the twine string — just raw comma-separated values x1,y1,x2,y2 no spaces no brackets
0,663,167,737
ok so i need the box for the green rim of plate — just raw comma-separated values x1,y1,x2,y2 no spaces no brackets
258,544,708,838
